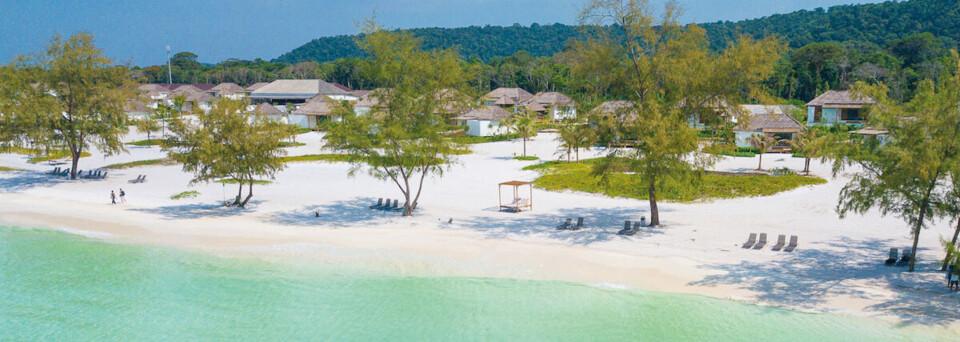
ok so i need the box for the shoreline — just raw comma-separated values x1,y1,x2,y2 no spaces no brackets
2,192,956,333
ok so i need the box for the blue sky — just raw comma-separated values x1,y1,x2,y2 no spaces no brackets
0,0,881,66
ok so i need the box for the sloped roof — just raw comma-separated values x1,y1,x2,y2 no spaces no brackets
738,113,804,132
593,100,638,121
185,90,214,103
331,83,353,92
356,88,392,108
169,84,215,91
250,79,350,99
484,87,533,103
807,90,875,107
292,95,338,116
245,82,269,92
522,92,574,108
254,102,284,116
210,83,246,95
739,104,797,115
455,105,512,121
138,84,168,92
352,89,372,97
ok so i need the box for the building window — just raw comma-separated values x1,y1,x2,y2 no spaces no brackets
842,108,862,122
814,107,822,122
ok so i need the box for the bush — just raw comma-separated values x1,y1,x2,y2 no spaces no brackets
515,156,539,161
278,141,306,147
448,133,520,144
170,190,200,200
770,167,796,176
0,166,20,172
281,154,359,163
531,158,826,202
703,144,756,158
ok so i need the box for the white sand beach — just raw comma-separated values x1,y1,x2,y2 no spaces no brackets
2,128,959,332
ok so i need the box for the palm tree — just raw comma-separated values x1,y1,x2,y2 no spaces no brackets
555,118,593,162
748,133,779,170
504,108,536,157
788,129,817,174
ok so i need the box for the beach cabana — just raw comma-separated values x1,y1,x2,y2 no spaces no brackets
499,181,533,213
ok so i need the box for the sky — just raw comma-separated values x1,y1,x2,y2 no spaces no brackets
0,0,884,66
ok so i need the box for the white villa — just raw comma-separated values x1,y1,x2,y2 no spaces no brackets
520,92,576,120
483,87,533,108
208,83,247,100
734,105,804,151
806,90,875,125
249,79,356,108
253,102,286,123
290,95,339,129
456,106,512,137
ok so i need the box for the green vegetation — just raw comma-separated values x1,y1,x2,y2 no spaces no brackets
0,32,135,179
278,141,306,148
531,160,825,202
218,179,272,185
170,190,200,200
514,156,539,161
703,145,758,158
27,152,92,163
281,154,359,163
1,146,92,163
103,158,175,169
126,139,160,146
448,133,519,144
0,166,20,172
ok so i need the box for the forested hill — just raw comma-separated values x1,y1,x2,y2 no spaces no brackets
275,0,960,64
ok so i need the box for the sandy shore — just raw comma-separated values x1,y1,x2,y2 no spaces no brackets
2,129,959,332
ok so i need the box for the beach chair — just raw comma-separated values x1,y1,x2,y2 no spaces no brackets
885,248,898,265
384,199,398,211
369,198,383,209
752,233,768,250
128,175,142,184
557,218,572,230
139,175,147,183
897,248,912,266
47,167,60,175
617,221,631,235
783,235,798,252
631,222,641,235
99,172,107,179
570,217,584,231
771,234,786,251
741,233,756,249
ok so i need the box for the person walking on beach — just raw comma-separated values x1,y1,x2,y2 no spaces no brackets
119,188,126,203
110,190,116,205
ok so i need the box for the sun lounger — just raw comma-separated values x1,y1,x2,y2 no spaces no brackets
742,233,756,249
885,248,898,265
99,171,107,179
384,199,398,211
128,175,142,183
570,217,584,231
783,235,798,252
557,218,573,230
369,198,383,209
632,222,641,234
47,167,61,175
752,233,768,250
897,248,912,266
771,234,786,251
617,221,631,235
501,198,529,212
139,175,147,183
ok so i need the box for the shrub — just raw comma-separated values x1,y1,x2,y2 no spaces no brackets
448,133,520,144
170,190,200,200
515,156,539,161
104,158,175,169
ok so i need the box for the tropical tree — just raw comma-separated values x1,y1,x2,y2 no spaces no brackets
748,133,780,170
832,53,960,271
134,115,160,147
504,108,536,157
165,98,296,207
788,128,817,174
0,32,135,180
555,117,593,162
323,20,471,216
573,0,784,226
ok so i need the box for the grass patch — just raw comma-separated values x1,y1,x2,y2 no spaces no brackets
170,190,200,200
703,144,757,158
514,156,539,161
126,139,161,146
522,160,565,171
279,141,306,148
27,152,92,163
531,159,826,202
449,133,520,144
281,154,359,163
104,158,176,169
2,146,92,163
0,166,21,172
217,179,272,185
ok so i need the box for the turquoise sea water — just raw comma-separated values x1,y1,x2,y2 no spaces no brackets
0,226,955,341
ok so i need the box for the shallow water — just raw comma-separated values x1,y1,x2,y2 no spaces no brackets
0,226,955,341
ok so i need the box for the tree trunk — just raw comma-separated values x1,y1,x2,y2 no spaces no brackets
910,195,934,272
522,136,527,157
804,157,811,174
234,180,244,206
575,148,579,162
239,182,253,207
757,153,763,170
70,149,80,180
943,218,960,271
648,181,660,227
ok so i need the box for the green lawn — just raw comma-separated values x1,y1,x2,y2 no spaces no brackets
514,156,539,161
0,166,21,172
217,179,272,185
528,159,826,202
281,154,360,163
1,146,92,163
104,158,176,169
170,190,200,200
126,139,162,146
448,133,521,144
279,141,306,148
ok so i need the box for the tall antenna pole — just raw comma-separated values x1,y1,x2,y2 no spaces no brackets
166,45,173,85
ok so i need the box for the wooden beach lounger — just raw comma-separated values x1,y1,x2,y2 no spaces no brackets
569,217,584,231
128,175,143,184
885,248,898,265
741,233,756,249
369,198,383,209
752,233,767,250
771,234,786,251
783,235,798,252
897,248,912,266
501,198,528,212
617,221,631,235
557,218,572,230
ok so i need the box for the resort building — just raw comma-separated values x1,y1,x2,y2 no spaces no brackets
249,79,355,107
734,105,804,151
519,92,576,120
208,83,247,100
253,102,286,123
183,90,215,113
456,106,512,137
290,95,339,129
482,87,533,108
353,89,389,116
245,82,269,93
806,90,875,125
